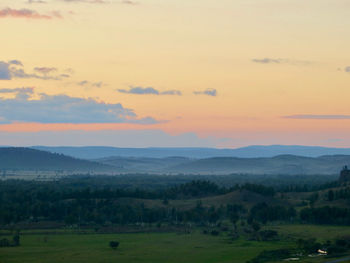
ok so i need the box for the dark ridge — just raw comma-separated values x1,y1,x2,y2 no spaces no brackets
0,147,113,172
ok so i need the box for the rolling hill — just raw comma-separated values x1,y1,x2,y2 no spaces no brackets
95,154,350,175
0,147,114,172
167,155,350,175
94,156,192,173
30,145,350,159
1,147,349,175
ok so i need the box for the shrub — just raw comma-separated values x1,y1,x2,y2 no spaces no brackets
210,230,219,236
247,249,292,263
109,241,119,249
0,238,10,247
327,245,346,255
259,230,278,241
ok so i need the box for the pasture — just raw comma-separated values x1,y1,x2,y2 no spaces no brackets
1,224,350,263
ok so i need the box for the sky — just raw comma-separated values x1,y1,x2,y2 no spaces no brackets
1,0,350,148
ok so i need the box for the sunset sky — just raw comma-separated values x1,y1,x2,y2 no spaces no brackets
1,0,350,147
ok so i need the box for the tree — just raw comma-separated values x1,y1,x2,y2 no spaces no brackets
296,238,321,253
109,241,119,250
12,234,20,246
0,238,10,247
308,193,319,207
328,190,334,202
229,212,239,231
252,221,261,232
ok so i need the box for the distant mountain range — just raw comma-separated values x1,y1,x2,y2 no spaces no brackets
30,145,350,159
1,146,350,175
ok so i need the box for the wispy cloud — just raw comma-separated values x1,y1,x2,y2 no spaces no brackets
161,90,182,95
193,88,217,97
283,114,350,120
58,0,138,4
34,67,57,74
0,60,70,80
252,58,311,65
121,0,138,5
0,8,62,19
0,87,34,94
8,60,23,66
118,86,182,96
26,0,47,3
11,68,64,80
59,0,109,3
0,90,160,124
252,58,281,64
78,80,106,88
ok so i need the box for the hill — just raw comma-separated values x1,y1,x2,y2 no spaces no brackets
2,147,350,175
0,147,113,172
94,156,192,173
94,154,350,175
30,145,350,159
167,155,350,175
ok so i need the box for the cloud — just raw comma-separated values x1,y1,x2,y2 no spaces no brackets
345,66,350,73
59,74,71,78
58,0,138,4
0,62,11,80
78,80,106,88
283,115,350,120
193,88,217,97
119,86,159,95
64,68,75,74
118,86,182,95
8,60,23,66
0,60,70,80
252,58,311,65
161,90,182,96
26,0,47,3
0,87,34,94
0,8,62,19
59,0,109,3
0,92,159,124
121,0,138,5
34,67,57,74
0,87,34,100
252,58,281,64
11,67,63,80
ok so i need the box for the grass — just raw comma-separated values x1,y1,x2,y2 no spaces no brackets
1,225,350,263
268,224,350,242
0,231,291,263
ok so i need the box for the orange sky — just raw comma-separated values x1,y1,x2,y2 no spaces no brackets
1,0,350,147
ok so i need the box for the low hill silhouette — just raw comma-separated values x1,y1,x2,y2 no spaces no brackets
0,148,113,172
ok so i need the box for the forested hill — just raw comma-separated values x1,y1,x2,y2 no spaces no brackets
95,154,350,175
166,155,350,175
0,148,113,172
31,145,350,159
1,147,350,175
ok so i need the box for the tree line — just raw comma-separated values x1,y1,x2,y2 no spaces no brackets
0,179,348,227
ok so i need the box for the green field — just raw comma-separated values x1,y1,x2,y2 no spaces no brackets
1,225,350,263
0,232,289,263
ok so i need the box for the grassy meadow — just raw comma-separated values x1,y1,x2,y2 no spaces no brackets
0,231,290,263
1,225,350,263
